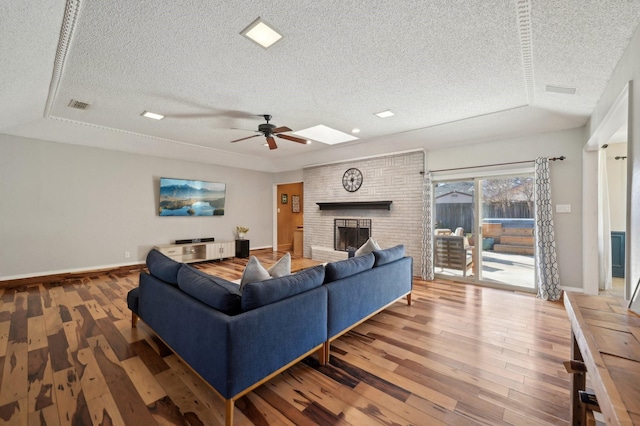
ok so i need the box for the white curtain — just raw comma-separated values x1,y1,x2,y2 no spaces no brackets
421,171,434,280
598,149,613,290
534,158,561,300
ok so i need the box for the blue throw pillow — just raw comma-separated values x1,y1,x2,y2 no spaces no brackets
147,249,182,285
373,244,406,267
177,265,242,315
324,253,375,283
241,265,325,312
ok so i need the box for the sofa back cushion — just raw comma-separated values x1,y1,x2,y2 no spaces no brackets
147,249,182,285
373,244,406,267
324,253,375,283
177,265,242,315
241,265,325,312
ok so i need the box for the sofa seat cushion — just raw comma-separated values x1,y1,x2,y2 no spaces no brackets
373,244,406,267
177,265,242,315
147,249,182,285
241,265,325,312
324,253,375,283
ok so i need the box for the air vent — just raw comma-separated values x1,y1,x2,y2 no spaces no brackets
545,85,576,95
68,99,90,110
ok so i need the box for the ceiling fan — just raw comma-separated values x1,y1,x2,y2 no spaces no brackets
230,115,308,150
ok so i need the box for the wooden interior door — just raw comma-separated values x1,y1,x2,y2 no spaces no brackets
277,182,303,252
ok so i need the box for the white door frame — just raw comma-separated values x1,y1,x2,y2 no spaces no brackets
583,83,630,295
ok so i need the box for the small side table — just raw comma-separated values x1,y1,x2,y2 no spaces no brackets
236,239,250,258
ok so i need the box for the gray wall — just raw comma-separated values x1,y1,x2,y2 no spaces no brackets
0,134,274,279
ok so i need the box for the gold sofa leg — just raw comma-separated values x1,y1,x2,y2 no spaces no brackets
225,399,234,426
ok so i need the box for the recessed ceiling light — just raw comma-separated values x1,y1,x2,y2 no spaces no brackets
240,17,283,49
375,110,395,118
352,128,360,133
293,125,358,145
141,111,164,120
545,85,576,95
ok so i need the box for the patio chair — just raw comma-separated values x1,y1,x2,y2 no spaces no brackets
434,235,473,276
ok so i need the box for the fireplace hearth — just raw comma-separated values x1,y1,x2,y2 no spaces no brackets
334,219,371,251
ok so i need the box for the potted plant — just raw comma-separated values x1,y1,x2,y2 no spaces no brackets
236,226,249,240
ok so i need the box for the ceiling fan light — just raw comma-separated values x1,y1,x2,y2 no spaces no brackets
241,18,283,49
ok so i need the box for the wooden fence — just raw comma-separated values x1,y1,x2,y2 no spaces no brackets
435,202,533,233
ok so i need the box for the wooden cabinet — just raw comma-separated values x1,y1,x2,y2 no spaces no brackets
293,230,303,257
155,241,235,263
235,240,250,258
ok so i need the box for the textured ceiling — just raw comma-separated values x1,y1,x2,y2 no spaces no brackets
2,0,640,172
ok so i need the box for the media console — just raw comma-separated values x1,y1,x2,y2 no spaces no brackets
154,240,235,263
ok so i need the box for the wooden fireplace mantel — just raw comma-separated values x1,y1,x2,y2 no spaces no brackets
316,201,392,210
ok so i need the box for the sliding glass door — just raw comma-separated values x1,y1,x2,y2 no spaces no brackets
433,173,536,290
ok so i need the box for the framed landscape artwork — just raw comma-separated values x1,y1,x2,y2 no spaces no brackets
159,177,226,216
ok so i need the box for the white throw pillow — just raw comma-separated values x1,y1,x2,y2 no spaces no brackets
239,253,292,291
239,256,270,291
268,252,291,278
354,237,381,257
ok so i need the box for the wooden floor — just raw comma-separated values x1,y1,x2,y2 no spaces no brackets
0,250,573,425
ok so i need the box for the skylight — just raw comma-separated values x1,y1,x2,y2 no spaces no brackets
375,110,395,118
141,111,164,120
293,125,359,145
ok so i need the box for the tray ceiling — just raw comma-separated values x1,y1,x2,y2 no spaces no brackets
2,0,639,172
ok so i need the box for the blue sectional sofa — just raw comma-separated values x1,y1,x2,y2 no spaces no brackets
127,246,412,425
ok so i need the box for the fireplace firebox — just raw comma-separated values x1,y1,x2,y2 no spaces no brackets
334,219,372,251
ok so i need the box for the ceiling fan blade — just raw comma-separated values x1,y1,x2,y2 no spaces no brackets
266,136,278,150
272,126,292,133
277,134,308,144
230,134,260,143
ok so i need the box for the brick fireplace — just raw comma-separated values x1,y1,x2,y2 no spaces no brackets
303,151,424,275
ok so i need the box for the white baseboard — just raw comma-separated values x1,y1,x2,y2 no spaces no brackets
560,286,584,293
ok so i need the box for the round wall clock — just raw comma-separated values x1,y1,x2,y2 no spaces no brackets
342,168,363,192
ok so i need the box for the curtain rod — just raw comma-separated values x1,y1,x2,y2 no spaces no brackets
427,156,565,173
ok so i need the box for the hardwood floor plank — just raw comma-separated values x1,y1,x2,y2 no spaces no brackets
29,403,61,426
0,254,575,425
238,392,296,426
0,322,10,357
85,392,127,426
353,382,448,426
0,398,27,425
121,356,166,405
27,316,48,352
52,367,91,426
96,317,135,361
129,339,170,375
91,337,158,426
27,347,55,413
146,395,189,426
27,287,44,318
0,341,28,406
156,368,224,426
253,386,320,426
